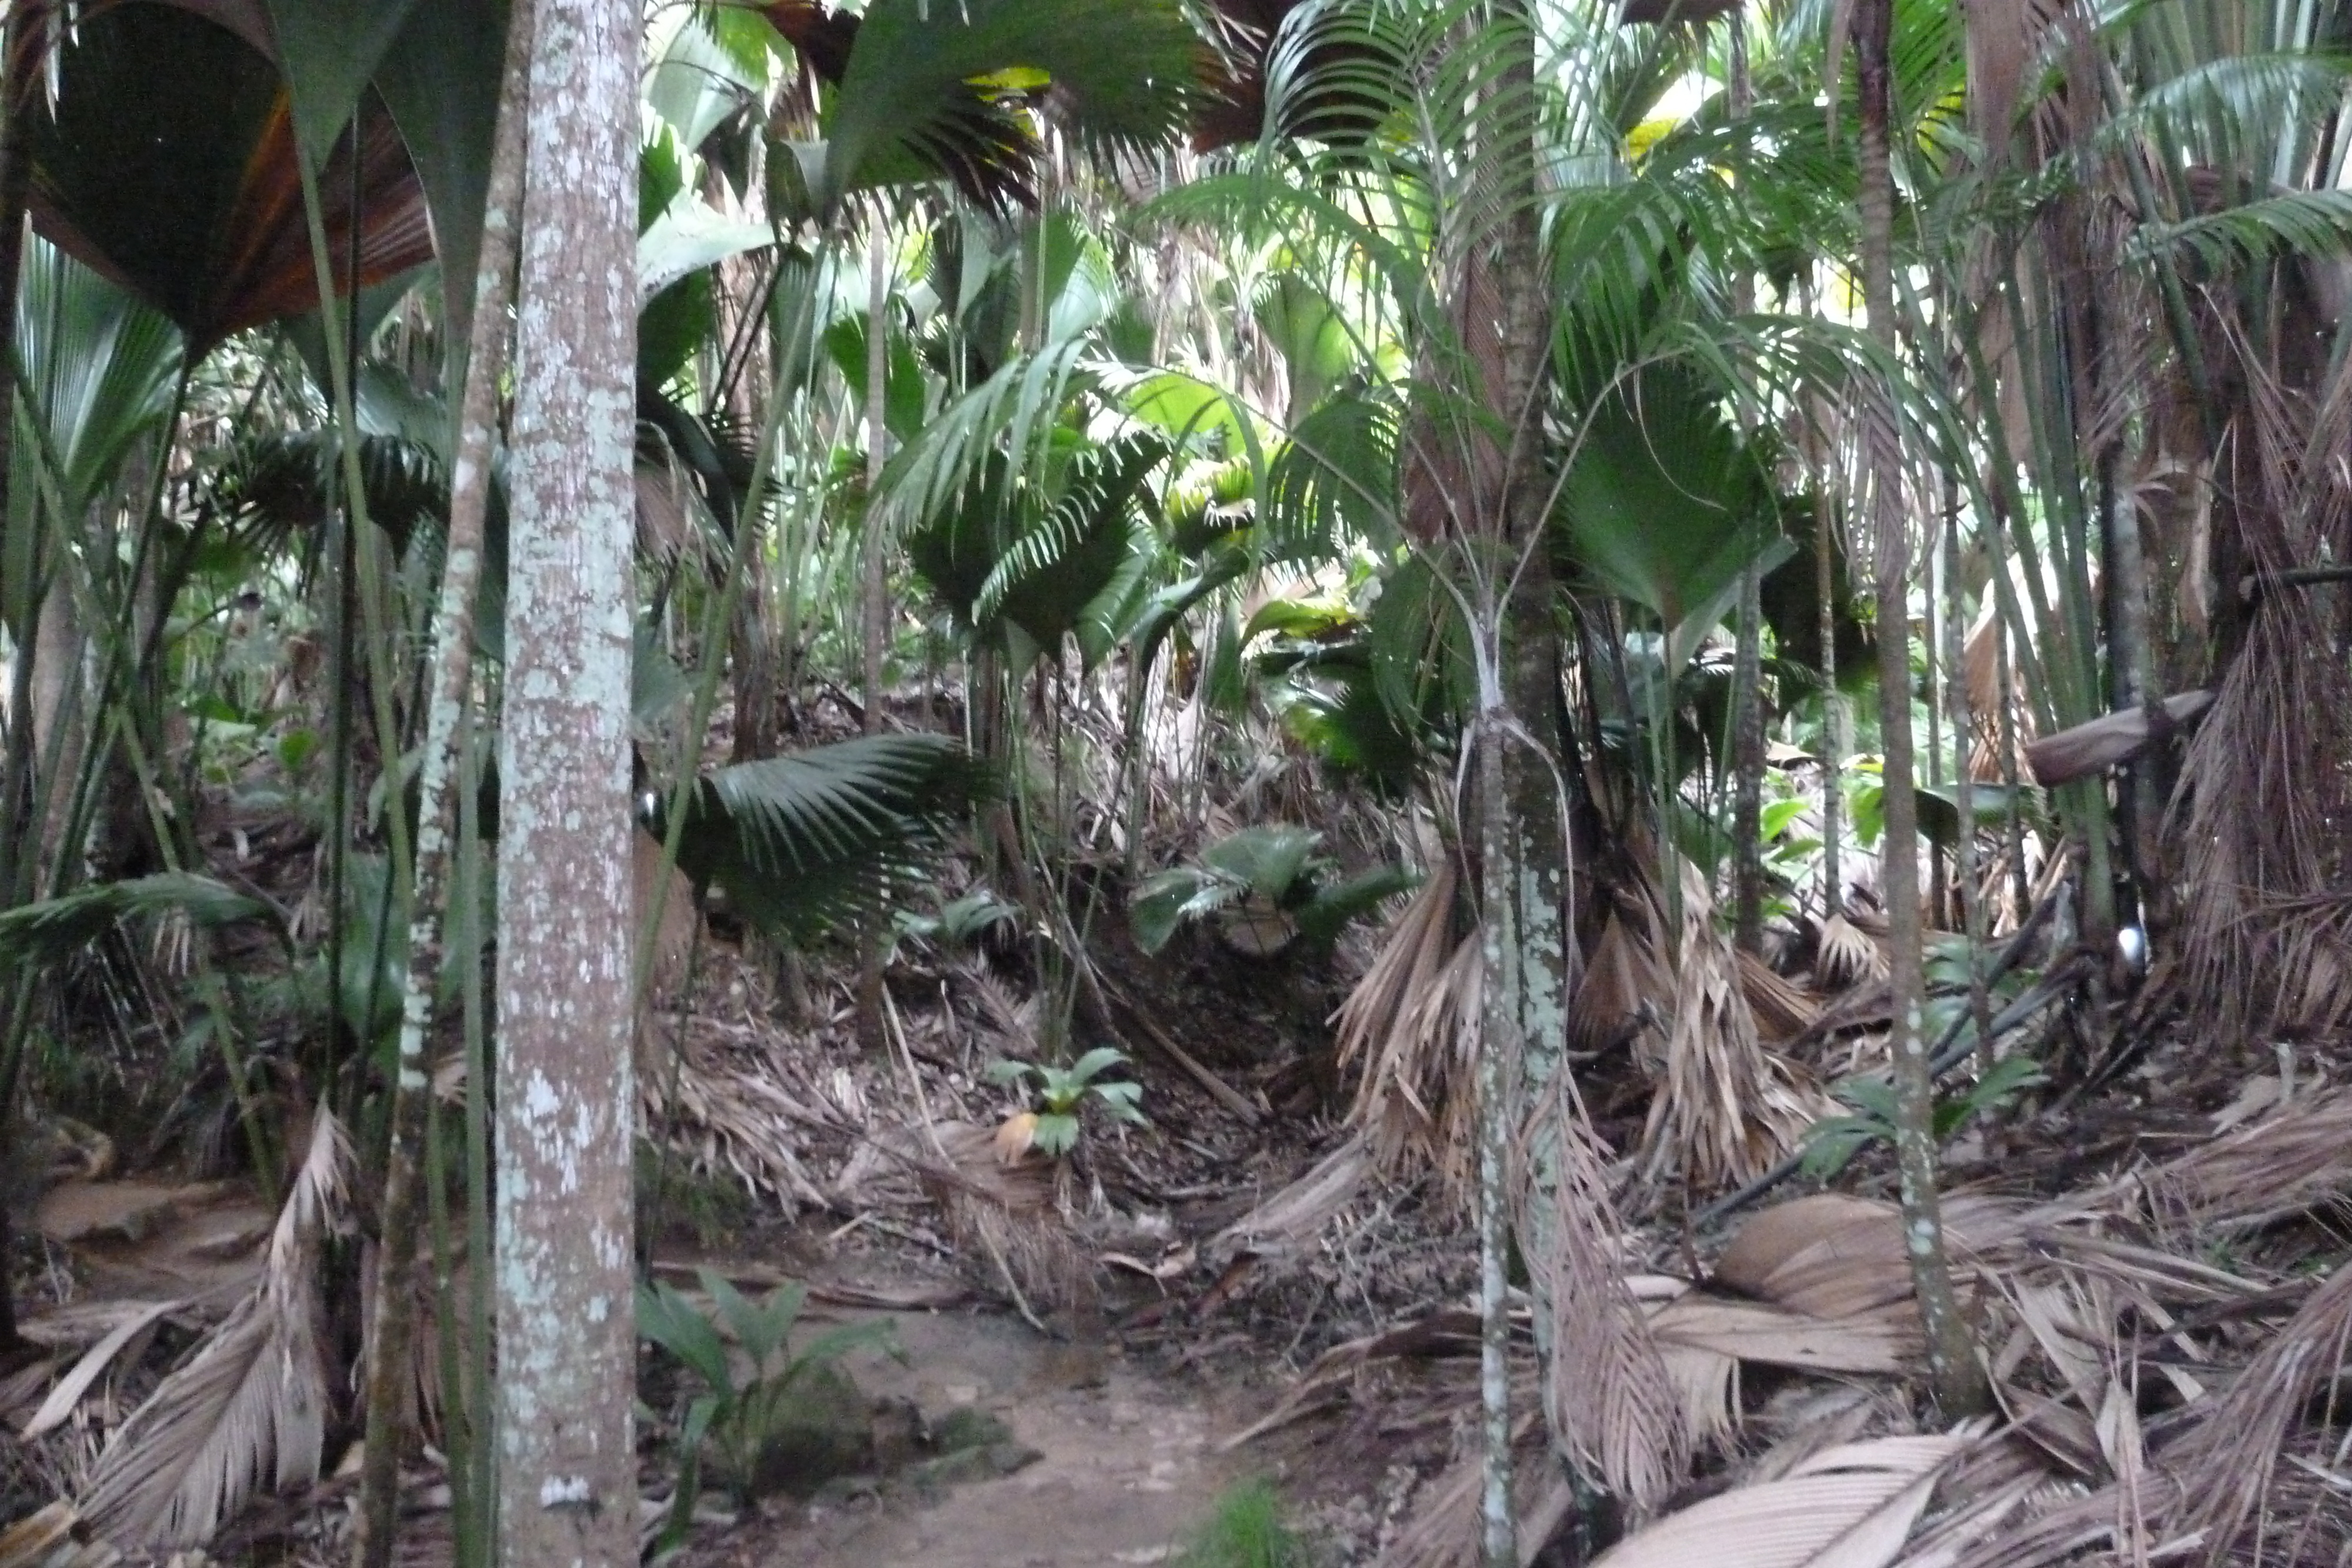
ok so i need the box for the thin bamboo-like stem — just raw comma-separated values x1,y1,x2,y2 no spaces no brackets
1859,0,1984,1417
349,4,534,1562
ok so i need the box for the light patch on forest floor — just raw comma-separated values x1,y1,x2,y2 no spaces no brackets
682,1305,1239,1567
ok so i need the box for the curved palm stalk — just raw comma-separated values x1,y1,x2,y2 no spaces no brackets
1857,0,1982,1417
350,5,533,1564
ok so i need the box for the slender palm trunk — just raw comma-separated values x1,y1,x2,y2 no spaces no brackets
1473,6,1565,1560
1858,0,1984,1416
862,228,890,733
352,6,533,1563
496,1,640,1560
1728,13,1766,952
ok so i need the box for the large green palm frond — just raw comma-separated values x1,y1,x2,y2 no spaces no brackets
13,236,183,526
22,2,433,353
662,734,991,942
763,0,1199,218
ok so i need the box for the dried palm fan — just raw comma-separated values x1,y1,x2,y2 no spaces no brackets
1638,860,1824,1191
1962,596,2034,785
78,1112,349,1549
1372,1413,1574,1568
1334,861,1484,1192
1568,895,1673,1056
1813,908,1890,991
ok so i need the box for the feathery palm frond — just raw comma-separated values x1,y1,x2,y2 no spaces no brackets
0,874,275,979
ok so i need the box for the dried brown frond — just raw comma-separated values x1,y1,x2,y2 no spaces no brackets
905,1121,1085,1313
2166,316,2352,1042
1371,1402,1567,1568
0,1502,120,1568
1714,1193,2026,1339
2161,1261,2352,1564
1569,902,1671,1057
78,1112,350,1549
1640,862,1824,1192
1209,1135,1371,1266
1516,1072,1689,1514
1335,862,1484,1191
1591,1432,1977,1568
651,1042,835,1212
1740,951,1824,1047
2121,1085,2352,1233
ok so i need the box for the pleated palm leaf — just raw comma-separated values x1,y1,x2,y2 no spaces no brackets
758,0,1200,220
654,732,993,945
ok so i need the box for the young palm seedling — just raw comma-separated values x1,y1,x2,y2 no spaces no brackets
986,1047,1150,1159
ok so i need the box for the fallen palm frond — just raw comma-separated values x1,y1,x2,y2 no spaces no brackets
1739,951,1823,1047
19,1299,185,1440
1592,1432,1979,1568
1209,1135,1372,1265
901,1119,1084,1314
1372,1412,1575,1568
1568,902,1671,1055
1334,861,1484,1189
2160,1259,2352,1563
0,1503,121,1568
651,1040,836,1212
1639,861,1823,1192
1642,1286,1910,1450
1518,1071,1689,1514
77,1111,349,1549
2022,690,2214,787
2125,1082,2352,1233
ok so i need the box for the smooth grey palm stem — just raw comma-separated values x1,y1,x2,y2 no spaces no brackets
1942,486,1992,1069
1728,12,1766,954
1475,707,1518,1568
1858,0,1984,1417
352,6,534,1566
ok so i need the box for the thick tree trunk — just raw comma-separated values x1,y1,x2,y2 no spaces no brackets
1858,0,1984,1417
351,6,534,1564
496,1,640,1561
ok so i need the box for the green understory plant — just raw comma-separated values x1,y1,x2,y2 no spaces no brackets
1129,824,1416,958
986,1045,1148,1156
637,1269,902,1537
1799,1054,2046,1179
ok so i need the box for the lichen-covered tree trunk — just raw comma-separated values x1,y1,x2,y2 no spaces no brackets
1858,0,1984,1417
496,0,640,1560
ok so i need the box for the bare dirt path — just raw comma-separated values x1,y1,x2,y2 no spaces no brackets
689,1306,1238,1568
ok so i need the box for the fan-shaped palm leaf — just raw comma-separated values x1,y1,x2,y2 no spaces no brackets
22,3,432,353
760,0,1198,219
660,733,990,942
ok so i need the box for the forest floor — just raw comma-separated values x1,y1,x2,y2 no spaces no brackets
9,823,2352,1566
